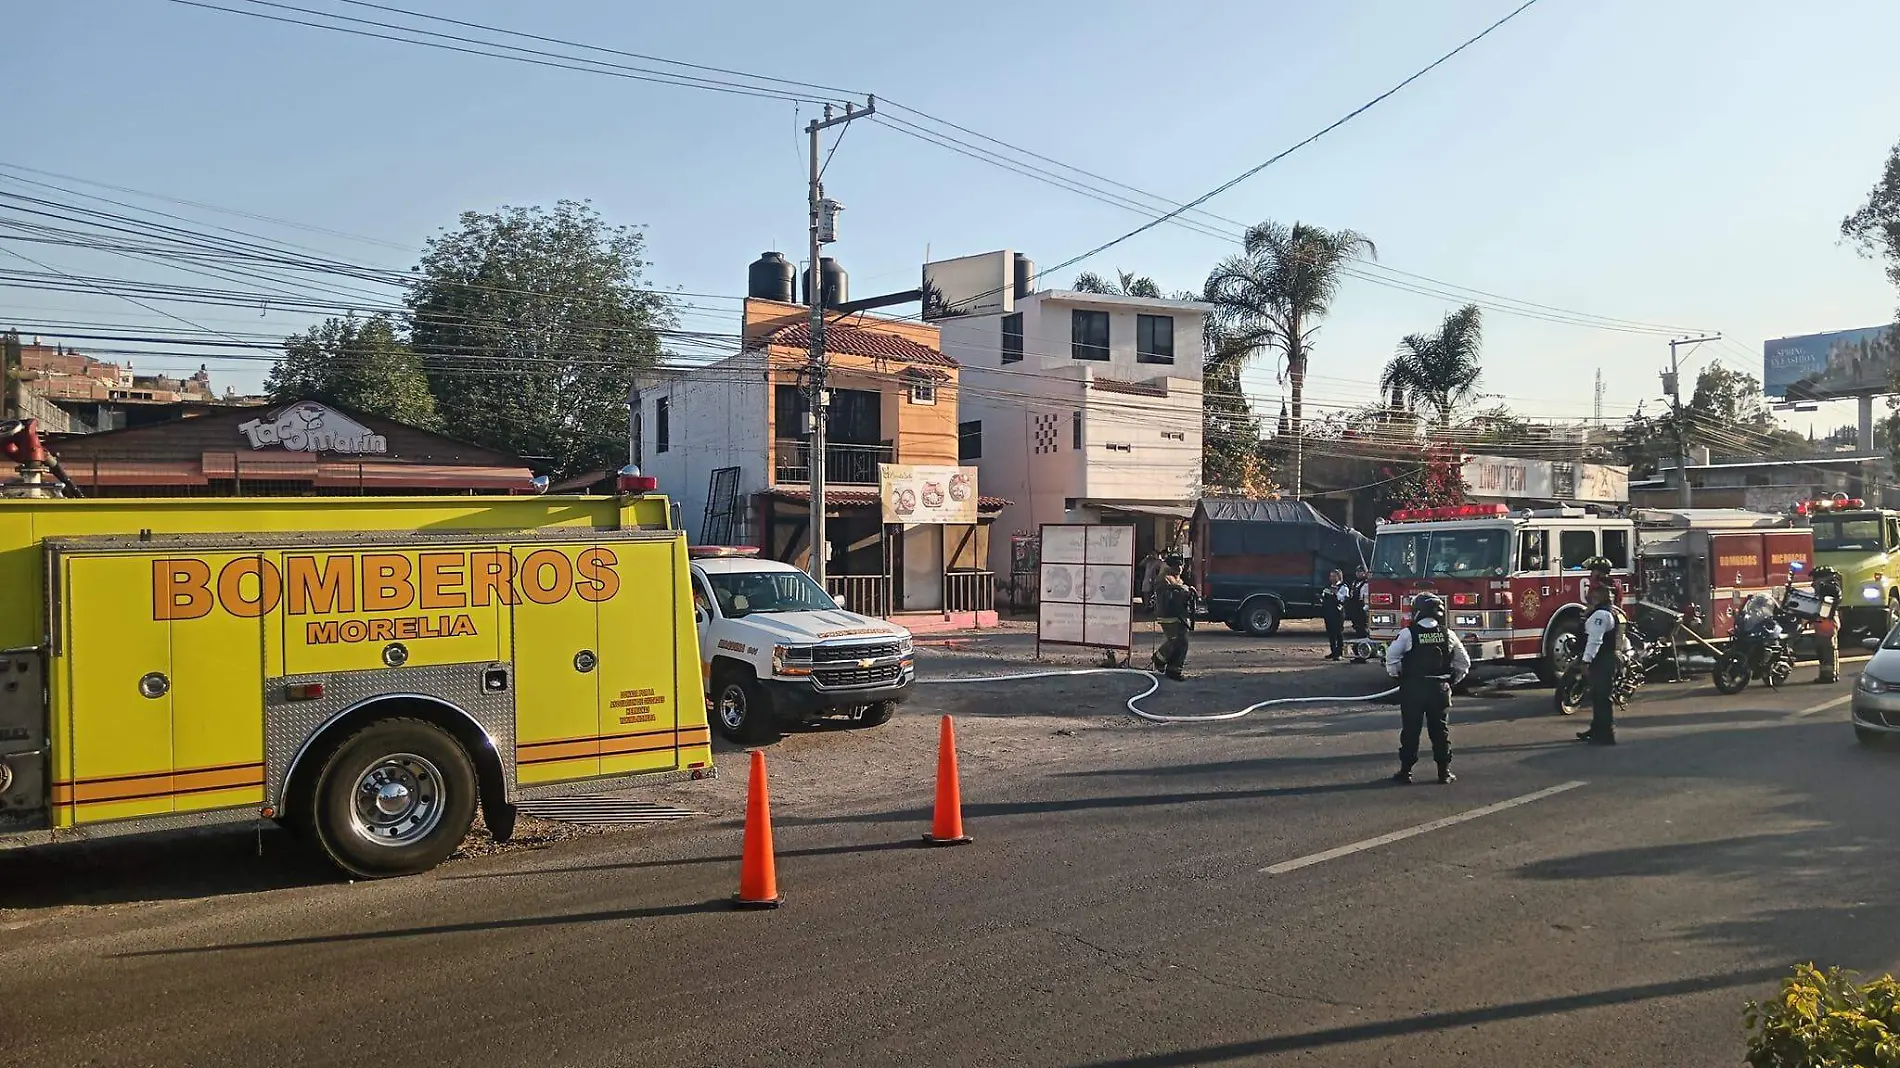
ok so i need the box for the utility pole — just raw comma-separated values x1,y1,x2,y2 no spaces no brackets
1,331,20,421
803,96,874,586
1663,334,1721,508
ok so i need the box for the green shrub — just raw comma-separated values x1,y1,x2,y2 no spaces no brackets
1745,963,1900,1066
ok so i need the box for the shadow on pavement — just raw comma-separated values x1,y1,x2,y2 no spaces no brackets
0,825,339,909
115,898,731,956
775,778,1390,829
1062,966,1787,1067
443,837,922,881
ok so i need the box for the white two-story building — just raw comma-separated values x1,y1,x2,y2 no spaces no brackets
936,275,1209,585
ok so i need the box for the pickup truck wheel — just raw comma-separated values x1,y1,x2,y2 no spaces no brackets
713,668,779,744
306,718,477,879
1223,617,1247,632
853,701,897,728
1240,599,1281,637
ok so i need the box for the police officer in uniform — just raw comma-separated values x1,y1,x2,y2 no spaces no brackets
1346,565,1372,661
1321,568,1349,660
1577,581,1624,745
1150,561,1195,681
1383,593,1471,784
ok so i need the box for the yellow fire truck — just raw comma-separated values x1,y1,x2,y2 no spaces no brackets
0,422,709,877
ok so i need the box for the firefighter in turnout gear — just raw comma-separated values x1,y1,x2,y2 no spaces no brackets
1812,566,1844,684
1150,561,1195,681
1346,565,1372,661
1383,593,1471,784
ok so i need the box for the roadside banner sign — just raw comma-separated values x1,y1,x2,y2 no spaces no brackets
879,463,977,524
1037,523,1134,657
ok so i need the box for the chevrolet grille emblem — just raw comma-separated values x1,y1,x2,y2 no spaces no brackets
858,658,875,668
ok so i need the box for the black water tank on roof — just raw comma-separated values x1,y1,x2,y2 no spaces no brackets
801,257,848,308
747,251,796,303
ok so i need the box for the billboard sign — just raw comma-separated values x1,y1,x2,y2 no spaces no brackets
1462,455,1629,503
922,250,1013,321
1036,523,1134,654
879,463,977,524
1763,324,1900,400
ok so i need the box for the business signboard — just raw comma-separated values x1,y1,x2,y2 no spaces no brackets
1036,523,1134,655
1763,324,1900,400
1462,455,1629,503
878,464,977,524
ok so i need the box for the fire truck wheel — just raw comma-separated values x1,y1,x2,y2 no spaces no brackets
712,666,780,744
1537,620,1584,685
307,718,479,879
1239,599,1281,637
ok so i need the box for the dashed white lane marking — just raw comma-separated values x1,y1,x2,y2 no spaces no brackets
1261,780,1588,875
1789,694,1852,720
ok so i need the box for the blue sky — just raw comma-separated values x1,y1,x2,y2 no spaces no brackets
11,0,1900,431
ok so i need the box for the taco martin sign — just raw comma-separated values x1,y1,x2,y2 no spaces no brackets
238,402,388,456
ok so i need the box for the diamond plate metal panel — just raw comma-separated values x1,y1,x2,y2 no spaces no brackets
264,662,516,809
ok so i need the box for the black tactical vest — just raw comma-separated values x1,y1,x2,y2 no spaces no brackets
1402,621,1453,682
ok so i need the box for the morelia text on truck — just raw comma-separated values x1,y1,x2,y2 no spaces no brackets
0,419,713,878
688,546,914,743
1366,503,1812,681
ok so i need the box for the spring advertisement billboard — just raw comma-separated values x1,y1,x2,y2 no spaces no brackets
1763,324,1900,400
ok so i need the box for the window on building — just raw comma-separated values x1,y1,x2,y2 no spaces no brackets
1072,410,1082,450
1002,313,1024,364
1136,314,1174,364
1559,529,1596,570
1105,442,1132,453
655,396,670,454
1602,528,1630,569
1161,430,1185,442
958,420,982,462
909,378,936,405
1071,309,1110,361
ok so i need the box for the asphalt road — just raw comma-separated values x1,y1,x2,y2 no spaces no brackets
4,646,1897,1068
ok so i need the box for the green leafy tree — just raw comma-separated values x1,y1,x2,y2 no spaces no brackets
267,314,439,428
1619,365,1809,476
1744,963,1900,1066
1843,137,1900,306
1205,220,1375,497
1199,316,1280,496
406,200,672,476
1072,269,1163,298
1379,304,1485,429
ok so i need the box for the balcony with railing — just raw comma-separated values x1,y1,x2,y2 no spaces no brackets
773,440,894,486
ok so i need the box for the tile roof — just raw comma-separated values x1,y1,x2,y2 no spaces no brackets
767,322,958,368
767,486,1009,512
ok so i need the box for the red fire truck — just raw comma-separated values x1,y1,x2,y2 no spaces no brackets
1365,504,1812,681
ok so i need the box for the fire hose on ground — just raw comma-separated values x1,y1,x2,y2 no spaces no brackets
918,667,1400,724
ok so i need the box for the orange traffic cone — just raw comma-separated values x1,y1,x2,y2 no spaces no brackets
923,715,973,846
733,750,782,909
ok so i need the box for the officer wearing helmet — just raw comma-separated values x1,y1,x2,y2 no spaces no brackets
1382,592,1471,784
1811,566,1844,683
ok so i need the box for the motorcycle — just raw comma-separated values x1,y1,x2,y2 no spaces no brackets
1712,592,1797,694
1554,629,1659,715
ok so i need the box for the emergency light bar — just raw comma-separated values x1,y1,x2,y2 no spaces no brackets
616,464,659,494
1385,503,1511,523
1794,496,1866,515
688,546,762,558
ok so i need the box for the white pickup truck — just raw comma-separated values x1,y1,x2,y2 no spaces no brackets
688,547,915,742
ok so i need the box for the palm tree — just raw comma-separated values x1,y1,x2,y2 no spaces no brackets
1072,269,1163,298
1204,221,1375,497
1379,304,1485,429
